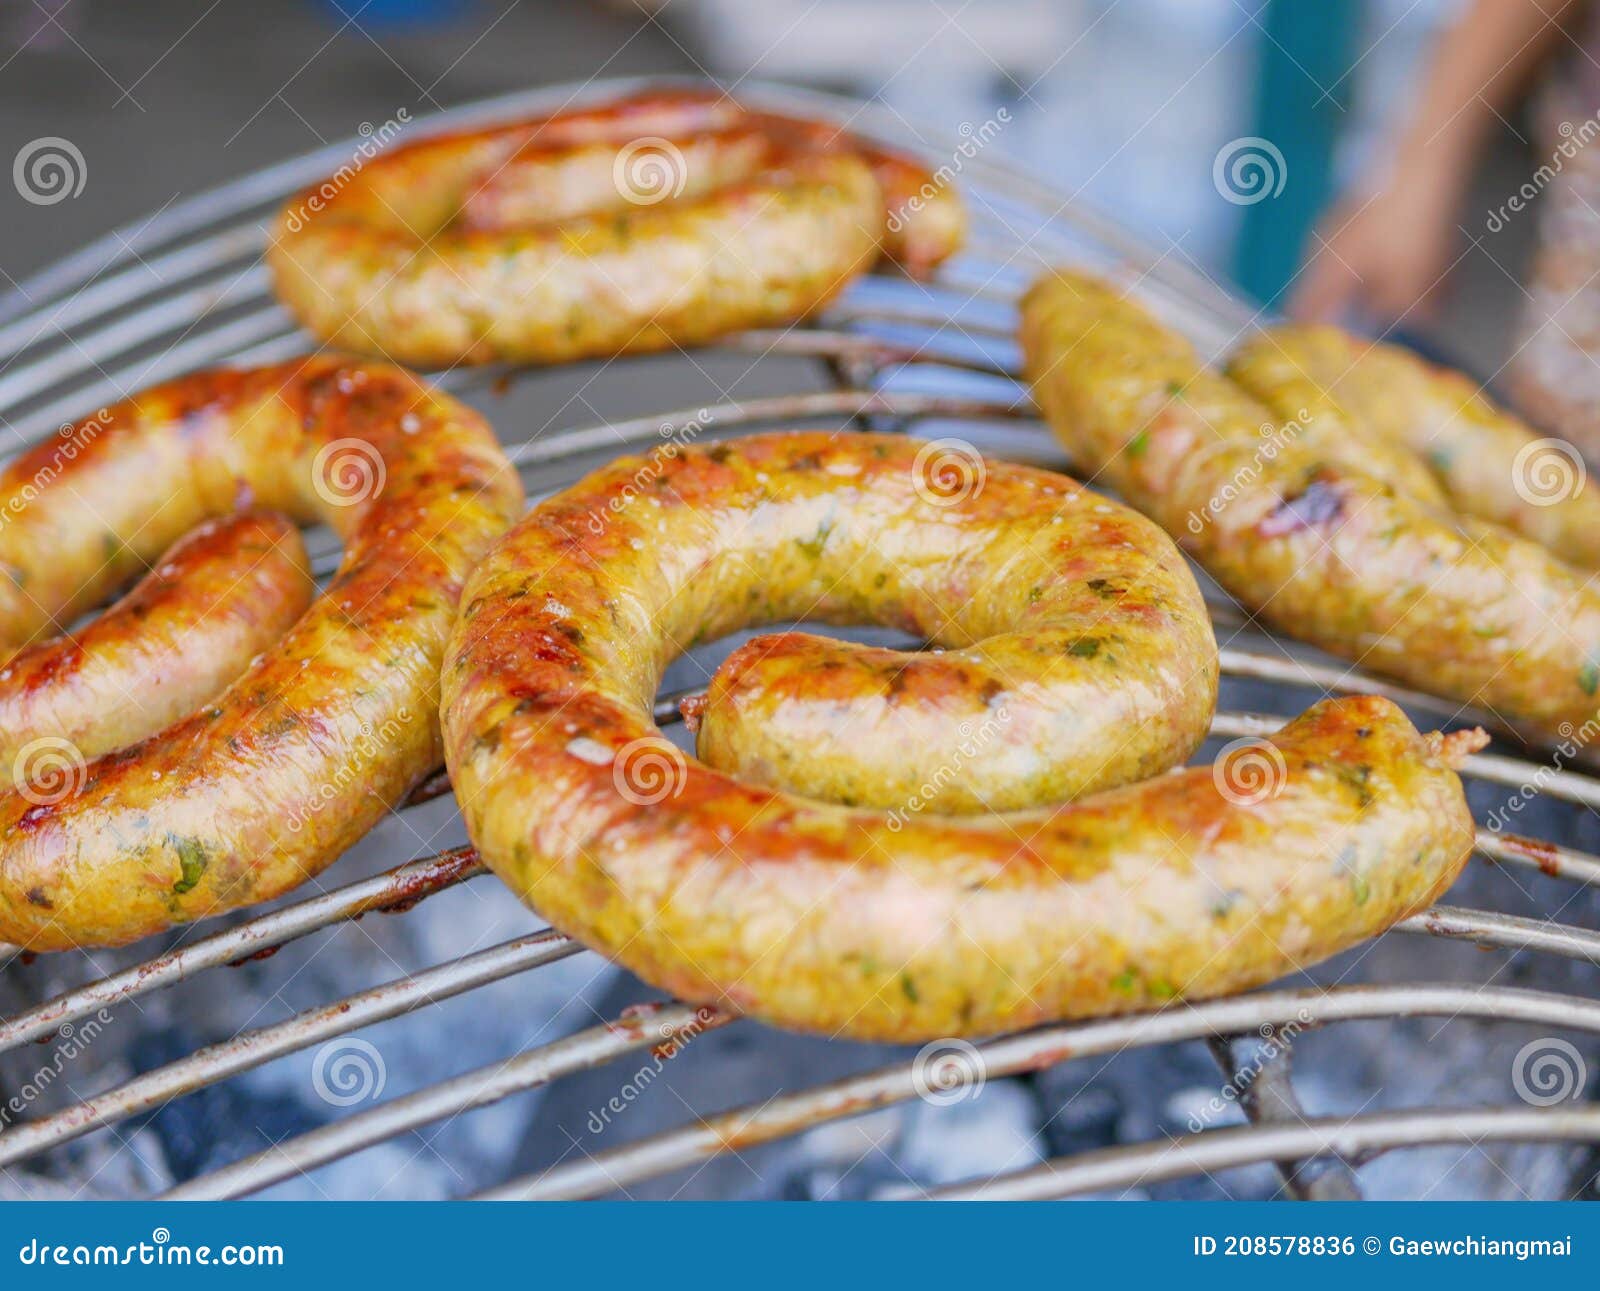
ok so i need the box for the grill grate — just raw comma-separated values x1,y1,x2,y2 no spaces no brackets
2,76,1598,1202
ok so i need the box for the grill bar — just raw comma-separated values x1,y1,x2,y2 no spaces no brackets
926,1106,1600,1200
163,1002,733,1200
478,984,1600,1201
0,849,486,1054
1203,1033,1364,1201
0,930,579,1169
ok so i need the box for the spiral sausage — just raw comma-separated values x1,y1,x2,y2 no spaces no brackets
268,88,965,368
1021,268,1600,739
441,431,1479,1039
0,357,522,951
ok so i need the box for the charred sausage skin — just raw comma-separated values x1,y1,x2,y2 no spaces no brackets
0,511,311,791
1021,269,1600,739
269,89,965,368
0,358,522,950
441,431,1477,1040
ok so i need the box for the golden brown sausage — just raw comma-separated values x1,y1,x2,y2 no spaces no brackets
1021,268,1600,740
441,431,1479,1040
1229,324,1600,566
0,357,522,951
0,511,311,792
268,89,965,368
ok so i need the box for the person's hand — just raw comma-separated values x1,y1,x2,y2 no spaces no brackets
1288,159,1464,326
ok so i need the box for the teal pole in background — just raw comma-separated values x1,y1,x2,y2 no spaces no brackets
1231,0,1361,306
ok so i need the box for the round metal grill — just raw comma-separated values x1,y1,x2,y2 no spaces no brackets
2,75,1598,1202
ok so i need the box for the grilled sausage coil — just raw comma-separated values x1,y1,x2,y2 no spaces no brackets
0,358,522,950
269,89,965,368
1021,268,1600,740
441,431,1479,1040
0,511,312,792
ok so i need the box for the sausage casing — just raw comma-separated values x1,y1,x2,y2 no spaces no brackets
0,358,522,950
442,431,1478,1039
1021,269,1600,739
0,511,311,791
269,89,964,367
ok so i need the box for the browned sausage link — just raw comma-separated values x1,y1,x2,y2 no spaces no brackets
1230,324,1600,567
0,358,522,951
1020,269,1600,738
268,88,966,368
0,511,311,791
441,431,1479,1040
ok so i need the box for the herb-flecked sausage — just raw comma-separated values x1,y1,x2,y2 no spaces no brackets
0,357,522,951
0,511,311,791
1228,323,1600,566
1021,268,1600,740
441,431,1480,1040
268,89,965,368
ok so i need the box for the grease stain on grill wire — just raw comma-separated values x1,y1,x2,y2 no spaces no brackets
3,79,1600,1202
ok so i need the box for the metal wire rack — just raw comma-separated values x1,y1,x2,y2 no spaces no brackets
3,76,1600,1202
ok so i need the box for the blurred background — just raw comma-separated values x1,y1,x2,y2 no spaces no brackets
3,0,1599,1203
0,0,1548,378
